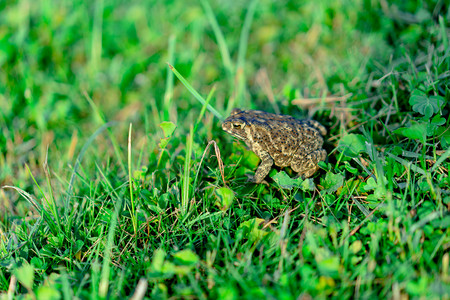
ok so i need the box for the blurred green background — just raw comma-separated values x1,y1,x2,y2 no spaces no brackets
0,0,392,163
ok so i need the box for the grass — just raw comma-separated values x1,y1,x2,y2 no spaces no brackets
1,0,449,299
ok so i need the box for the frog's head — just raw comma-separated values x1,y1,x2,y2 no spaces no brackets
222,109,249,141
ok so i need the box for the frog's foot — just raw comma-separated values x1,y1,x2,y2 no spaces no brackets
246,174,269,185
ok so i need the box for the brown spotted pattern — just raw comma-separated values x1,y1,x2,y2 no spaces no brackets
222,108,327,183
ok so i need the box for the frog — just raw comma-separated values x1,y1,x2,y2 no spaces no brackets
222,109,327,183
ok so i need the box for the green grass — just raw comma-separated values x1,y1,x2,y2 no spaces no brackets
1,0,449,299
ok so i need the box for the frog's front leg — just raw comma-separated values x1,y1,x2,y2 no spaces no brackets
251,148,274,183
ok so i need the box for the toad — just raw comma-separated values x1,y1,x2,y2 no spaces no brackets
222,109,327,183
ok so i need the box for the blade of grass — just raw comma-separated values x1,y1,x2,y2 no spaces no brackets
168,63,224,121
194,85,216,134
91,259,101,299
1,186,50,231
431,146,450,172
128,123,137,236
2,184,57,236
97,165,125,299
237,0,259,69
200,0,234,82
192,140,227,199
61,271,71,300
90,0,104,74
83,91,126,174
386,153,426,176
181,126,194,216
42,147,62,235
439,16,449,68
235,0,259,108
26,165,61,235
65,121,118,215
164,35,176,122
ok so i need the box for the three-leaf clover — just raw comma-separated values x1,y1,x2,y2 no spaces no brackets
409,89,446,118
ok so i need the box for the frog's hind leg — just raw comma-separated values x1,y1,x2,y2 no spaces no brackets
291,149,327,178
300,120,327,136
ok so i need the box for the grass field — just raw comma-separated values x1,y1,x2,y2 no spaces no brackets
1,0,449,298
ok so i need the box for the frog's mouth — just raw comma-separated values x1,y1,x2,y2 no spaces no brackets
222,122,246,140
230,132,246,141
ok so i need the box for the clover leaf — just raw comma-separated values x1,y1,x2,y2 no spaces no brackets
337,134,367,158
394,121,427,145
409,89,446,118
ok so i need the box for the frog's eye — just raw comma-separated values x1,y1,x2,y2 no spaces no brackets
232,123,244,129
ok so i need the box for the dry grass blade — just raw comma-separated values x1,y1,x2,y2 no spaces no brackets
8,275,17,299
130,278,148,300
349,201,384,237
1,186,40,212
255,68,280,114
212,141,226,186
292,93,353,108
196,140,227,188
